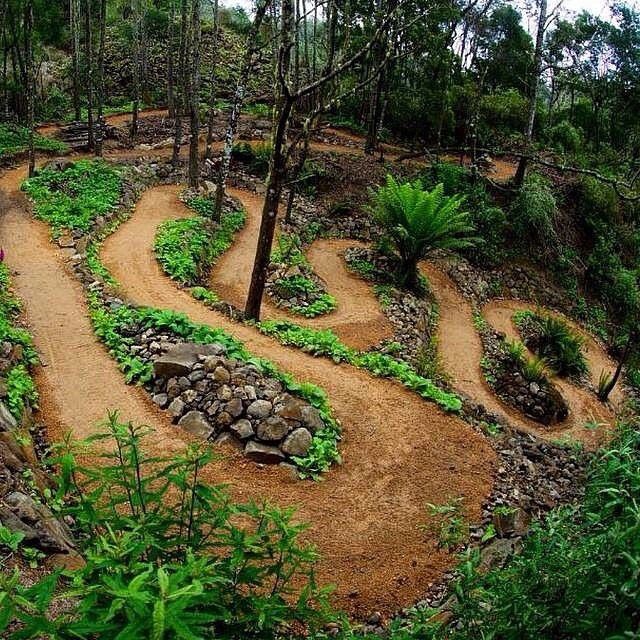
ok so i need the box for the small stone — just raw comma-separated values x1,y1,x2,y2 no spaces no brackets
168,398,185,418
178,411,214,439
212,366,231,383
225,397,244,418
216,385,233,401
0,401,18,431
301,405,324,433
215,411,233,427
214,431,244,451
188,369,206,382
181,389,198,404
244,440,285,464
281,428,312,456
152,393,169,408
256,416,290,442
230,418,254,439
177,376,191,390
247,399,272,419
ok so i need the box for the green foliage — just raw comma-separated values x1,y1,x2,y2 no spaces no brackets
510,173,558,251
521,354,550,383
22,160,122,235
420,498,468,551
258,320,462,413
516,312,589,378
412,420,640,639
6,365,38,419
190,286,220,306
0,124,68,158
0,525,24,553
0,415,338,638
155,208,246,286
575,176,619,229
547,120,584,154
273,275,337,318
368,176,476,288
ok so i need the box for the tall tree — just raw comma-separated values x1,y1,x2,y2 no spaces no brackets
187,0,201,187
25,0,34,175
84,0,94,149
70,0,81,121
514,0,548,186
171,0,188,165
95,0,106,156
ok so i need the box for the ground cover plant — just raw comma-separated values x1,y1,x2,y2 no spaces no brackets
0,263,38,420
155,204,246,286
0,124,67,158
22,159,122,235
0,414,339,638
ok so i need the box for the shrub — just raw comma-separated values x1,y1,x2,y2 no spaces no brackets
418,420,640,640
0,124,68,158
367,176,476,290
510,173,558,252
521,354,549,383
0,415,338,638
547,120,583,154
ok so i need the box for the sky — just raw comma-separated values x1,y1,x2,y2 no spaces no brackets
218,0,638,21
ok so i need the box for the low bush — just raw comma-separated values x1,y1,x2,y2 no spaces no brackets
510,173,558,252
0,124,68,158
22,160,121,235
0,415,338,638
547,120,583,155
515,311,589,378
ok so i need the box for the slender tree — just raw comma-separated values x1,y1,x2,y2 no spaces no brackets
84,0,94,149
95,0,106,156
187,0,201,187
204,0,220,160
70,0,81,121
172,0,188,165
167,0,176,118
24,0,34,176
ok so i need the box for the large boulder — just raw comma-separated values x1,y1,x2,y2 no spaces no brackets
256,416,290,442
0,401,17,431
178,411,214,439
154,343,224,379
281,428,312,457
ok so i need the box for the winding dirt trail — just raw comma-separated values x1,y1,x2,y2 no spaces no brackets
0,163,496,615
97,183,495,616
422,263,616,449
213,187,393,350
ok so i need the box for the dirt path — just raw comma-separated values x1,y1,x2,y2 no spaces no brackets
0,171,495,617
213,187,393,349
422,263,615,449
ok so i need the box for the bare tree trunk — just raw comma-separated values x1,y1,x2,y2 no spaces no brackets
187,0,201,187
84,0,94,150
514,0,547,187
205,0,220,159
25,0,34,176
599,330,636,402
70,0,81,121
167,0,176,118
95,0,106,156
172,0,188,165
245,0,295,320
131,0,142,140
213,0,271,218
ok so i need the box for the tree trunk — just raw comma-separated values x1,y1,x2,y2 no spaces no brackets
167,0,176,118
245,0,295,320
244,100,293,320
84,0,94,150
204,0,219,159
131,0,142,140
213,0,270,218
514,0,547,187
95,0,106,156
187,0,201,188
599,331,635,402
24,0,34,176
172,0,188,166
70,0,81,121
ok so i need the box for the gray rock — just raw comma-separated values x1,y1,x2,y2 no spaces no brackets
152,393,169,409
216,385,233,401
215,411,233,427
225,397,244,418
178,411,214,439
168,398,186,418
0,401,17,431
256,416,290,442
244,440,285,464
154,343,221,378
301,405,324,433
281,428,312,457
181,389,199,404
212,366,231,384
247,399,272,419
214,432,244,451
230,418,254,439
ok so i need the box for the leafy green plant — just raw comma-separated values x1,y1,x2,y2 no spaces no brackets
0,415,338,638
367,176,476,289
521,354,549,383
420,498,468,551
6,364,38,419
22,160,122,235
0,526,24,553
505,338,525,365
0,124,68,158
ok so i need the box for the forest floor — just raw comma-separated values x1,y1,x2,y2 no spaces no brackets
0,109,620,616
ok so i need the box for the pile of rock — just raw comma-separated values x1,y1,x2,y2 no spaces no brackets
265,263,330,313
149,342,324,464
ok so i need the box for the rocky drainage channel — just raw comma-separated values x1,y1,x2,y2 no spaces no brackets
148,340,324,464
